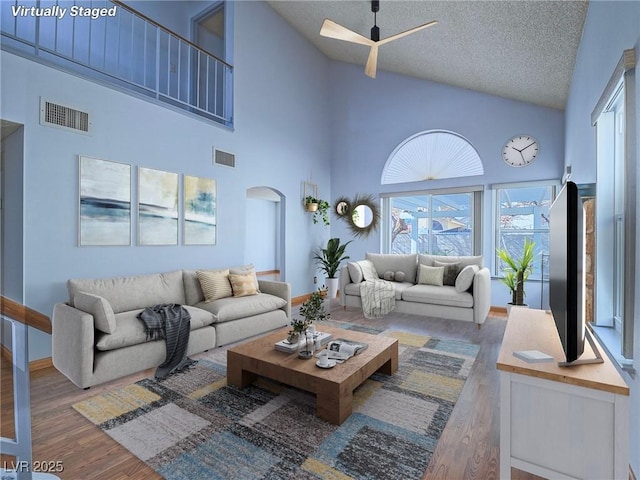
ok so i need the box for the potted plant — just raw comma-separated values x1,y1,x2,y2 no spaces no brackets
290,288,330,357
300,287,330,324
287,318,307,344
497,238,536,313
304,195,319,212
314,237,352,299
304,196,330,226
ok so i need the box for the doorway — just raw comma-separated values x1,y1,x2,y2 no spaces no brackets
246,187,285,280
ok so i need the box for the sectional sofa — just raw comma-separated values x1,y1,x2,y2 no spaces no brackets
339,253,491,326
52,268,291,389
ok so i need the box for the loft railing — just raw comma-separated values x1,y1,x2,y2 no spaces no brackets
0,0,233,127
0,296,58,480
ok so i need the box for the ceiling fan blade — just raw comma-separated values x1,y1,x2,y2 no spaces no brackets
377,20,438,46
364,44,379,79
320,19,373,46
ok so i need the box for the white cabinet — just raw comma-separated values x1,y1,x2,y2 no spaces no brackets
497,308,629,480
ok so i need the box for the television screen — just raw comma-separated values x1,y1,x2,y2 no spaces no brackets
549,181,585,363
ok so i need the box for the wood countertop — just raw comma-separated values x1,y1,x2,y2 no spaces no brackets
497,307,629,396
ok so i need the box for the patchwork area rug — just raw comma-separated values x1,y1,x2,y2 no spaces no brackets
72,321,479,480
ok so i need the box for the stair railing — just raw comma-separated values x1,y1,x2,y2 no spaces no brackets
0,296,59,480
0,0,233,126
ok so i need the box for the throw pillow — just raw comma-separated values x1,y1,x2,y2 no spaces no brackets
347,262,364,283
455,265,479,292
197,269,233,302
383,270,395,281
74,291,117,334
418,264,444,286
228,272,259,297
434,260,462,286
230,264,260,292
394,271,406,282
358,260,380,282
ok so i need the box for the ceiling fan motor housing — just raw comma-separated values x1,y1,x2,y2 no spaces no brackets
371,25,380,42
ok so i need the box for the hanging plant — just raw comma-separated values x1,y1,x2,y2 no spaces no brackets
304,196,330,226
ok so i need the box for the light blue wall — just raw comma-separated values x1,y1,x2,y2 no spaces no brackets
0,0,331,360
328,62,565,308
122,1,206,38
564,1,640,474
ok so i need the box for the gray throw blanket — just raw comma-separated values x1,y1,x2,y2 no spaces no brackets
137,304,196,380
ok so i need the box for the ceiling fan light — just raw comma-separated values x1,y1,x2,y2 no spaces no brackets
371,25,380,42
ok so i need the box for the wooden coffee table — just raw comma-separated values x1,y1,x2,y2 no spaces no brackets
227,325,398,425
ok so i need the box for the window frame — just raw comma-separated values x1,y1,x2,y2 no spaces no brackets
381,186,483,256
591,48,636,367
492,180,559,282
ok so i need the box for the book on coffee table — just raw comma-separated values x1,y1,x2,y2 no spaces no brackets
320,338,369,361
274,331,333,353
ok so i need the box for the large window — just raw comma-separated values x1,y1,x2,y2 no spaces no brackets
494,183,557,280
592,49,636,365
382,188,482,256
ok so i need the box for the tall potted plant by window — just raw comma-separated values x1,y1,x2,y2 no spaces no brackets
313,237,352,299
497,238,536,314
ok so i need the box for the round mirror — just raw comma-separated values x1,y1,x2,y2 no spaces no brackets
352,204,373,228
336,201,349,216
346,194,379,238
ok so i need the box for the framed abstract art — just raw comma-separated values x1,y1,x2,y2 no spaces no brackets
183,175,216,245
79,156,131,246
138,167,179,245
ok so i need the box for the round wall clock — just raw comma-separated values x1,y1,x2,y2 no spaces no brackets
502,135,539,167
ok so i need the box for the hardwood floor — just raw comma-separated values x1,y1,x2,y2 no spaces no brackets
1,302,540,479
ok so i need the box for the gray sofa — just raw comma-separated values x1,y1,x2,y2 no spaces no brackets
52,269,291,389
339,253,491,326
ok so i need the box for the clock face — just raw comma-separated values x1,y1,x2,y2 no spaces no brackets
502,135,539,167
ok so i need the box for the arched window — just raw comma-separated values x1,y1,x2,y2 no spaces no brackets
381,130,484,185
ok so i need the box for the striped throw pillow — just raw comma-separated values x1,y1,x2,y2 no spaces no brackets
230,264,260,292
228,272,258,297
196,269,232,302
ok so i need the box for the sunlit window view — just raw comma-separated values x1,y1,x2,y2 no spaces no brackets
495,184,556,280
389,192,474,256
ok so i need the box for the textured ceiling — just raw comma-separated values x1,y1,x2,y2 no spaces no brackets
267,1,589,110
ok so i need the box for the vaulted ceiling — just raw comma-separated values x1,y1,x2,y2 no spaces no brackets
267,1,589,110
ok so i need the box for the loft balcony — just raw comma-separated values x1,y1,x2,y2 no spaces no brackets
1,0,233,127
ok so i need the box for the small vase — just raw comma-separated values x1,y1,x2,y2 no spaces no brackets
287,332,300,344
297,330,314,359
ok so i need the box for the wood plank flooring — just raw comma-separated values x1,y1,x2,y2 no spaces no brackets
1,301,541,479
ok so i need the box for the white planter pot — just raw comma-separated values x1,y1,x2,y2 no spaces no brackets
325,277,339,299
506,303,528,317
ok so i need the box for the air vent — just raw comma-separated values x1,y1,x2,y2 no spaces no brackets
214,148,235,167
40,98,90,134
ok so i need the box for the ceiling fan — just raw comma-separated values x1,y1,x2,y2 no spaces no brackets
319,0,437,79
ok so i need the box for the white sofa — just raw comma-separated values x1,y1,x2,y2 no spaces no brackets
339,253,491,326
52,269,291,388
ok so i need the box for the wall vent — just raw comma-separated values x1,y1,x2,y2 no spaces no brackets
214,148,235,167
40,98,90,134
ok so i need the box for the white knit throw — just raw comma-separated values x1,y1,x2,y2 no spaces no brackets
360,279,395,319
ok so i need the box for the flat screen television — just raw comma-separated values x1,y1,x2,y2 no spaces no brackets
549,181,585,363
